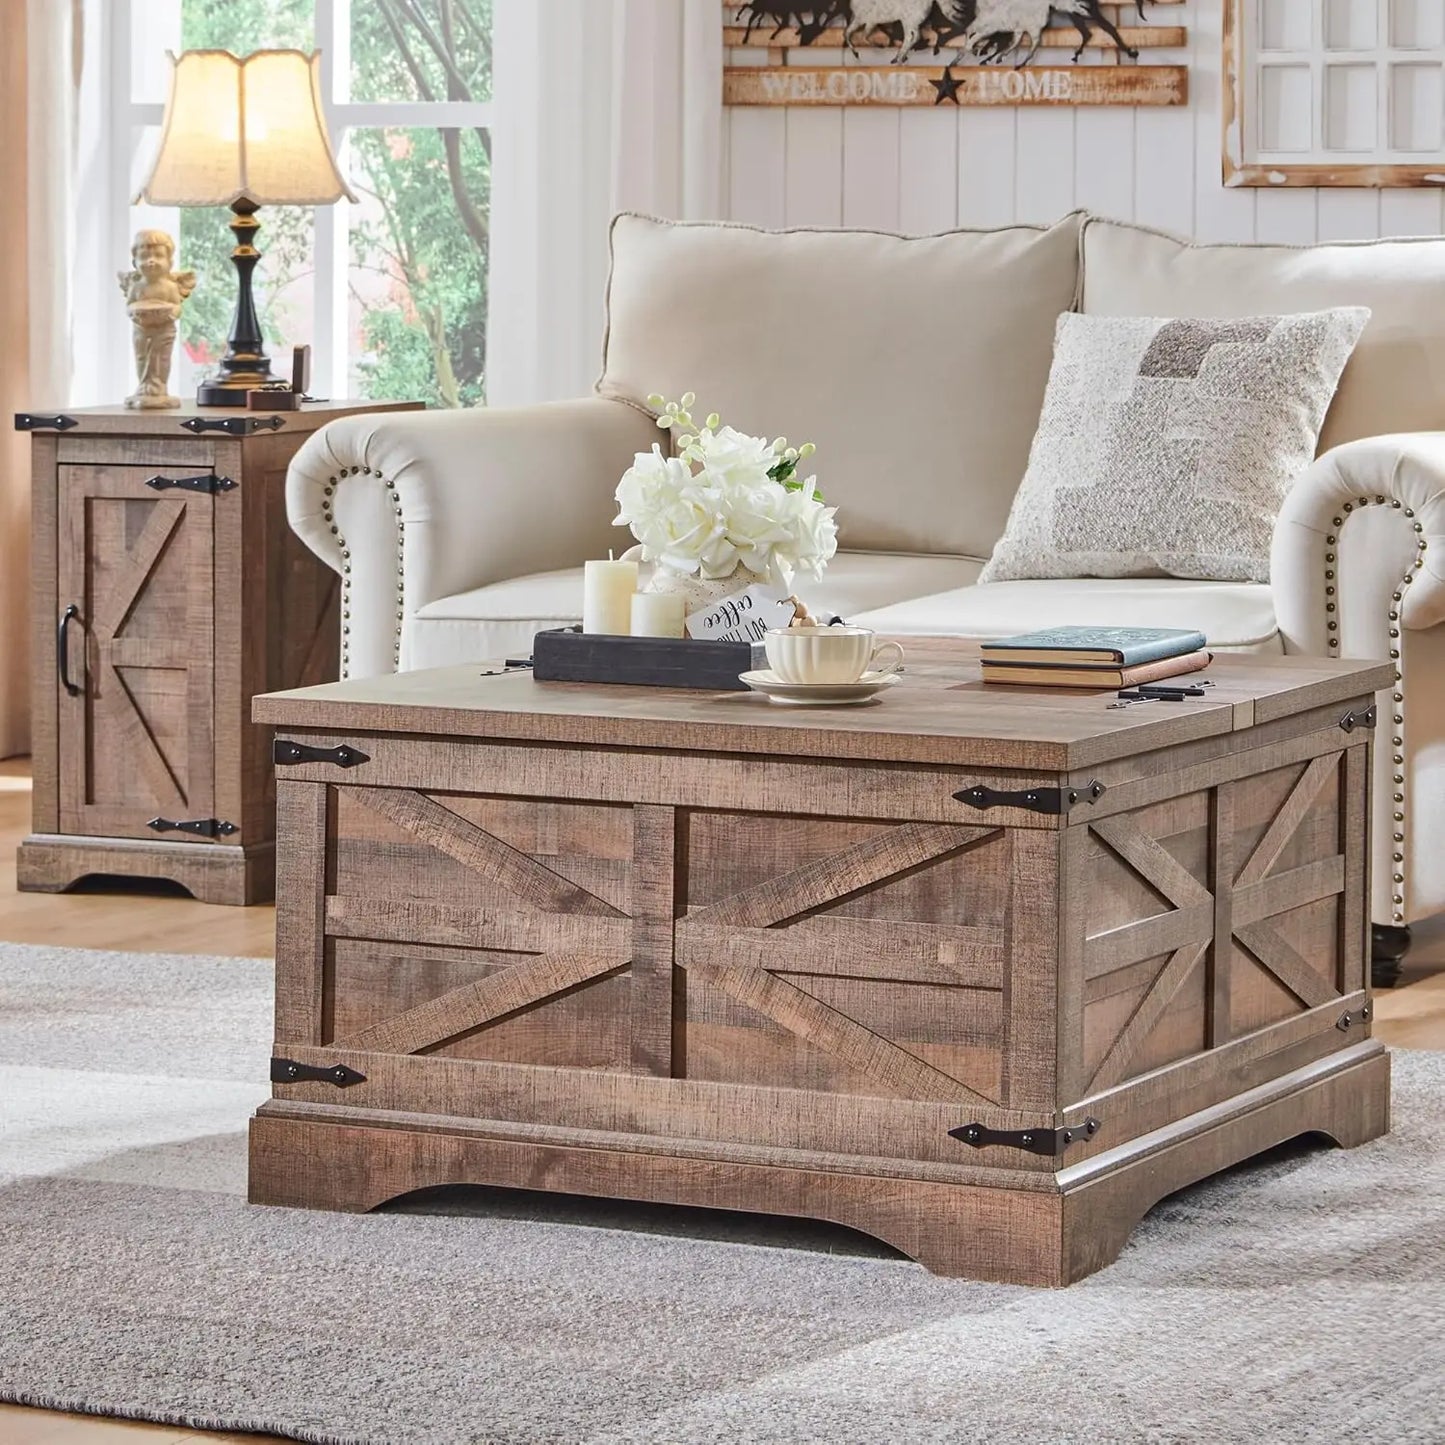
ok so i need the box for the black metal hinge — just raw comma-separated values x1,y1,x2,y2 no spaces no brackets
270,1057,366,1087
273,739,370,768
146,816,239,838
1336,1004,1373,1032
1339,705,1377,734
179,414,285,436
145,472,237,495
954,781,1105,816
950,1117,1101,1158
15,412,79,431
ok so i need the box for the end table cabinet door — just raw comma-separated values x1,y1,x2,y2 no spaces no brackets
55,465,218,841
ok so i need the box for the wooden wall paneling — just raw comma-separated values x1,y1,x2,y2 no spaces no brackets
1379,189,1445,235
841,37,902,231
1192,0,1256,240
956,109,1018,228
898,102,959,234
1013,107,1076,225
1317,189,1383,239
1073,72,1137,223
784,45,845,226
727,49,787,226
28,433,59,831
1247,186,1320,242
1134,18,1198,235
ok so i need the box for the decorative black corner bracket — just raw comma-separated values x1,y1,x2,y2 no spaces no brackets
953,781,1105,816
273,739,370,768
950,1117,1101,1158
146,816,238,838
145,472,237,495
15,412,78,431
1339,705,1377,734
1336,1004,1373,1032
179,415,285,436
270,1057,366,1087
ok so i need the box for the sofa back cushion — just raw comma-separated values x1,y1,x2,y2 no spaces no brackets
598,212,1083,558
1081,218,1445,453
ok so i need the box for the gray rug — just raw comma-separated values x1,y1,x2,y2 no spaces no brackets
1,944,1443,1445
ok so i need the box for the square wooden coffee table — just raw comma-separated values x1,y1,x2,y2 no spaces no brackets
250,642,1392,1285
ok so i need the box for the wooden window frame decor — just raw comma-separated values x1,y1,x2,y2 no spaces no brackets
1224,0,1445,187
722,2,1189,109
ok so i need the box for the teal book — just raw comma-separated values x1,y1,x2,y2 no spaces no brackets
981,626,1208,668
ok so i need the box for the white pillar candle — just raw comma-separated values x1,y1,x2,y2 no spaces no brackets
582,558,638,635
630,591,686,639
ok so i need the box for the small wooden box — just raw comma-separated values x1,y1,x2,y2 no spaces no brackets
250,645,1392,1284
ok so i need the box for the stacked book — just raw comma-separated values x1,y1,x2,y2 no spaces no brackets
980,627,1211,689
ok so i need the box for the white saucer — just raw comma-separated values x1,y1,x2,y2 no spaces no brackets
739,669,901,706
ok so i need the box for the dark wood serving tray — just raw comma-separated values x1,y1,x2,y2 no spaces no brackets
531,626,760,690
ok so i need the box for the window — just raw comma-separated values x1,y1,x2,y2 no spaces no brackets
112,0,492,407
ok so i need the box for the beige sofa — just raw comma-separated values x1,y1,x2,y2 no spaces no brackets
287,212,1445,975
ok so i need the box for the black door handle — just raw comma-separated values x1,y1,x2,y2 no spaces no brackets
57,603,81,697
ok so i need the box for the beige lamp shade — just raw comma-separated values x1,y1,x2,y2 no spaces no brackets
138,49,355,207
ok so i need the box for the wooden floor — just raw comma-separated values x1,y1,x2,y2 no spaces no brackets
1,754,1442,1442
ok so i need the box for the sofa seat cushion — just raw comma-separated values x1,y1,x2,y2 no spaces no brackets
405,552,986,670
852,578,1281,654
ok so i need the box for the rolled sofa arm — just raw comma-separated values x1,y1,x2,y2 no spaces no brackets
1271,434,1445,927
1272,435,1445,650
288,397,658,678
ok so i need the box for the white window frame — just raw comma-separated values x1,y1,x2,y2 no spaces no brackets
85,0,494,406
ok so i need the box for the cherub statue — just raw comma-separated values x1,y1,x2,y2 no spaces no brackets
118,229,196,409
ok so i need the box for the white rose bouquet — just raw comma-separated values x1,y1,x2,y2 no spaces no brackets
614,392,838,590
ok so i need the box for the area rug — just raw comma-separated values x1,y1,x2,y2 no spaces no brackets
1,944,1443,1445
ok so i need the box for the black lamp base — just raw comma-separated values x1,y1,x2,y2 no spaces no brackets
197,198,275,408
196,371,273,408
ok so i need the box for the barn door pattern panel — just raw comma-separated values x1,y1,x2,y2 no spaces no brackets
322,787,638,1071
56,468,215,839
676,812,1011,1104
1079,751,1355,1097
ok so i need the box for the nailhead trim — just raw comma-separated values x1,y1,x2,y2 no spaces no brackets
322,468,406,678
1325,501,1428,924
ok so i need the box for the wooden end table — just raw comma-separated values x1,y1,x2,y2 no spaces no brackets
248,642,1392,1284
16,399,421,904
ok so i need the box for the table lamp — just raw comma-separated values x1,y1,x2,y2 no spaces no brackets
136,49,354,406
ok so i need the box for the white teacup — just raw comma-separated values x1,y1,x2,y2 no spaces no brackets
764,625,905,685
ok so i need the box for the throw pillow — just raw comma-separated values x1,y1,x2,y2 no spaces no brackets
979,308,1371,584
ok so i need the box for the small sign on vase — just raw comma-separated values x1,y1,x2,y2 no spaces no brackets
687,585,797,646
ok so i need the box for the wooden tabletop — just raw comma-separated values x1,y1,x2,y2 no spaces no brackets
255,640,1394,772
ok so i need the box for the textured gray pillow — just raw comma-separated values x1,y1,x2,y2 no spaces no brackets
980,308,1370,584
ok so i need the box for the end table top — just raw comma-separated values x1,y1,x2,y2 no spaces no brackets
16,398,423,438
255,640,1394,772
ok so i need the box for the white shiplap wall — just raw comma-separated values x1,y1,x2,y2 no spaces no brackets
720,1,1445,243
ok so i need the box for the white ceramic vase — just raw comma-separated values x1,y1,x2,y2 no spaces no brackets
620,547,767,616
